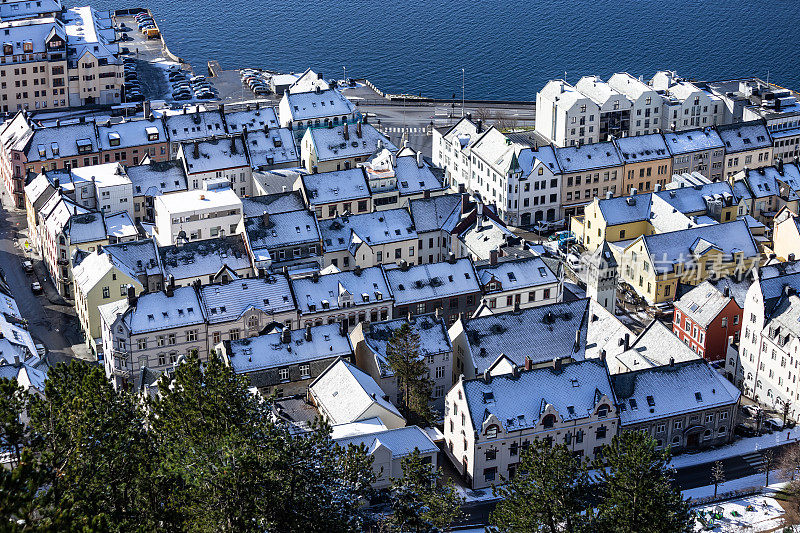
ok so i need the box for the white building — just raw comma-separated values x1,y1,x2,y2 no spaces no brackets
575,75,633,142
607,72,664,136
177,136,252,196
535,80,601,147
152,184,243,246
651,71,725,132
278,87,357,130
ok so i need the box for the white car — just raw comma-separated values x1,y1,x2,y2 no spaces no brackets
566,254,583,271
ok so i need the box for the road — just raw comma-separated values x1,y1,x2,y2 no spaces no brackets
0,192,82,366
455,443,795,527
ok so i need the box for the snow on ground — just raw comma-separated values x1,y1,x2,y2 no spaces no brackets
669,428,800,470
453,483,502,504
693,494,785,532
684,472,789,501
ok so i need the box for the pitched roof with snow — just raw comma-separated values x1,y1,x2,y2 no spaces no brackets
291,266,390,314
320,209,416,253
385,258,480,306
301,168,370,206
463,300,590,374
363,313,451,377
310,358,403,426
462,358,614,433
611,359,740,425
663,129,724,155
334,425,437,457
199,276,295,324
127,160,188,197
555,141,622,173
283,88,355,121
475,256,558,293
409,194,463,233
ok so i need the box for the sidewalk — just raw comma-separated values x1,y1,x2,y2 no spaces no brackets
669,428,800,470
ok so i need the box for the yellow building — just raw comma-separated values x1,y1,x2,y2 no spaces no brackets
772,206,800,262
573,181,739,252
73,251,144,356
616,133,673,195
619,220,760,304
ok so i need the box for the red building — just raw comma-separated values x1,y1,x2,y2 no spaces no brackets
672,279,745,362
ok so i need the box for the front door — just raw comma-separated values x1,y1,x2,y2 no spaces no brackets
686,432,700,448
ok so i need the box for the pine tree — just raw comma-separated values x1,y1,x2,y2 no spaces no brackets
27,361,155,531
491,440,591,533
386,322,434,425
0,377,29,467
386,449,464,532
593,431,693,533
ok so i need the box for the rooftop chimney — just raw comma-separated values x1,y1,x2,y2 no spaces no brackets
722,286,730,298
305,324,312,341
553,357,562,372
623,332,630,351
524,356,532,371
193,141,200,159
343,124,350,141
261,211,269,226
126,285,137,306
489,249,498,265
416,151,424,168
356,121,362,138
281,327,291,344
573,330,581,353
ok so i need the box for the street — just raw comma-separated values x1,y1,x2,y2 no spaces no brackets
454,441,796,527
0,191,83,366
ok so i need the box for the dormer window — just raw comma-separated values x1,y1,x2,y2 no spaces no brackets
108,132,120,147
542,414,556,429
485,424,498,439
146,127,159,141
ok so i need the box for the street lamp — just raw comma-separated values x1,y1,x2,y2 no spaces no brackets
461,68,465,118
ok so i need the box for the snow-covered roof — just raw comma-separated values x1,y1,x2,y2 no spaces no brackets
363,313,451,377
288,68,329,94
612,359,740,425
674,280,739,328
127,160,188,197
408,194,463,233
555,141,622,173
155,186,241,214
301,168,370,206
283,88,355,121
310,358,403,426
394,149,446,196
225,323,351,374
334,425,438,457
320,209,416,253
291,266,390,314
663,129,724,155
462,358,614,433
614,133,670,163
73,247,139,294
576,75,630,108
243,128,298,169
740,165,800,201
459,217,514,259
539,79,596,110
612,320,700,372
0,0,61,21
0,16,64,56
464,300,590,374
306,122,396,162
164,109,226,143
115,285,205,335
96,117,165,150
475,256,558,293
607,72,659,101
70,162,131,189
159,234,250,282
241,191,306,218
104,211,136,240
25,121,99,162
385,258,480,306
180,136,249,174
244,208,320,251
63,6,119,63
101,239,160,278
223,106,279,133
585,300,632,361
638,220,758,274
717,122,772,153
199,276,295,324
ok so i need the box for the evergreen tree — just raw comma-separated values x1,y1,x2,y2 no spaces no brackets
593,431,693,533
491,440,590,533
386,322,434,425
27,361,155,531
0,377,29,466
385,449,463,532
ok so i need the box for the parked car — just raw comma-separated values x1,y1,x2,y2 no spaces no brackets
35,343,46,358
742,405,761,418
734,424,757,438
30,281,42,294
173,92,191,100
765,417,785,431
190,75,206,83
566,254,583,271
22,259,33,273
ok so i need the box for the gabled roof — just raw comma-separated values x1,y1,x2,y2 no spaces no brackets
199,276,296,324
612,359,740,425
462,358,614,433
385,258,480,306
334,425,437,458
555,141,622,173
291,266,390,314
282,88,355,121
475,256,558,292
464,299,590,374
363,313,451,377
409,194,463,233
301,168,370,206
320,209,415,253
159,234,251,282
309,358,403,426
716,121,772,153
663,129,724,155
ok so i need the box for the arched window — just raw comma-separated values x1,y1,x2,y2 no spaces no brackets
542,414,556,429
597,404,611,418
703,429,712,438
485,425,499,439
672,435,681,445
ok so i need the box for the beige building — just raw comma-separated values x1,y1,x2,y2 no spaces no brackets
718,122,773,178
611,359,739,451
555,141,624,219
445,358,617,489
301,120,395,173
99,285,209,389
615,134,672,195
773,207,800,261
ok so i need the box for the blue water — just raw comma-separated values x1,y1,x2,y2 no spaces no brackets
86,0,799,100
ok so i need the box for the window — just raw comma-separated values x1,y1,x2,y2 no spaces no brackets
674,420,683,430
102,286,110,298
509,441,518,456
157,335,165,347
299,364,310,378
278,368,289,381
596,425,607,439
187,330,197,342
483,467,497,482
137,338,147,350
485,448,497,461
168,334,176,345
485,425,498,439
